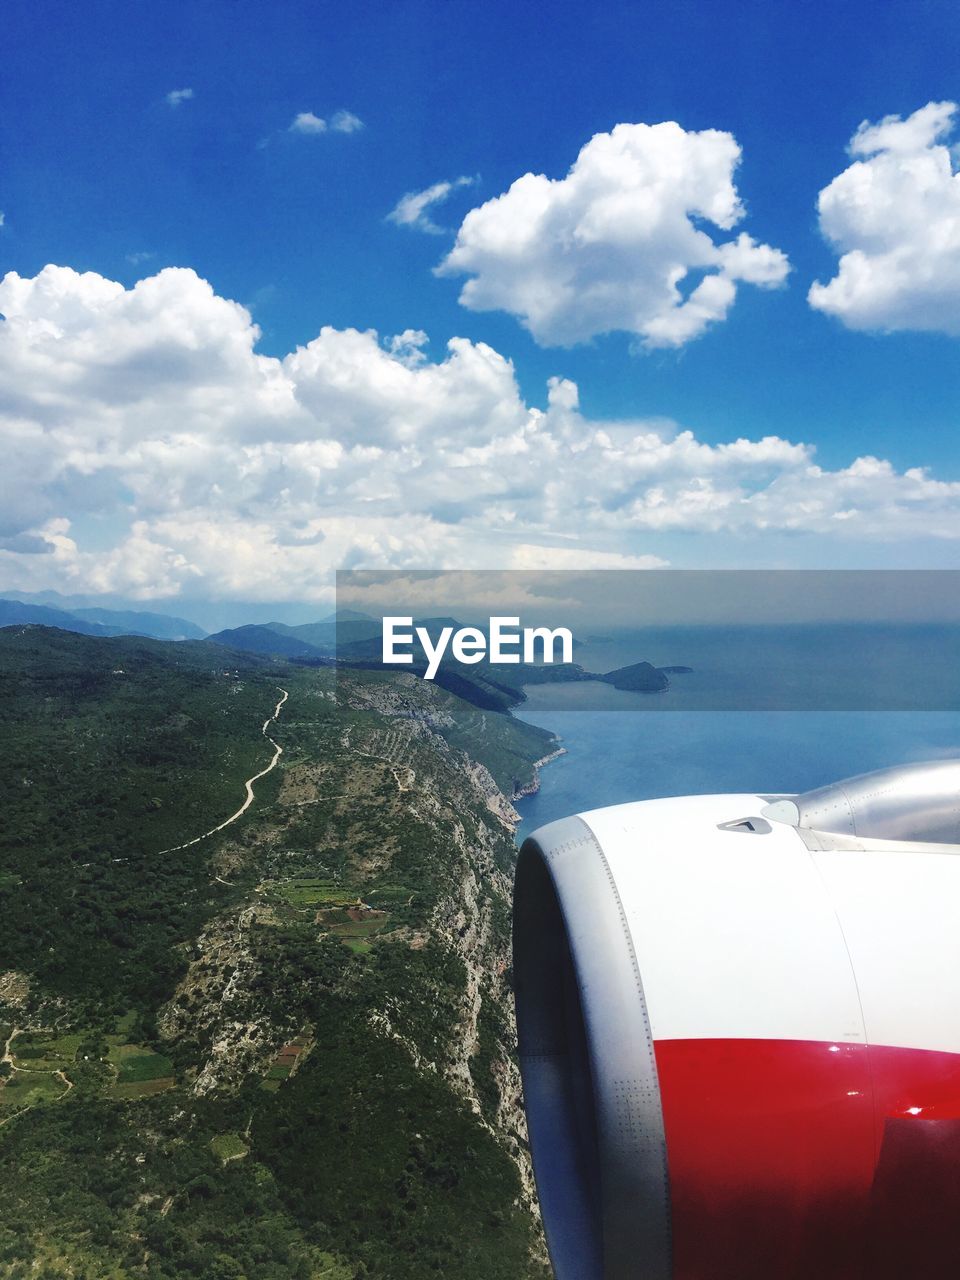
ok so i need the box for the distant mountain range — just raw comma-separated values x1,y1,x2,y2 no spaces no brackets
0,597,206,641
0,600,683,705
203,615,675,707
205,612,381,658
0,595,382,648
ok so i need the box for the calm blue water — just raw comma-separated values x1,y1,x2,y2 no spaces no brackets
513,626,960,840
513,709,960,839
561,623,960,711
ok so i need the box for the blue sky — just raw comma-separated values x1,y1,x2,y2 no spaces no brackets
2,0,960,611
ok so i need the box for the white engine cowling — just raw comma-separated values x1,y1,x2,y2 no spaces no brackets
513,762,960,1279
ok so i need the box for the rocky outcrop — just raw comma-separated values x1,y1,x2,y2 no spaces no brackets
512,746,567,800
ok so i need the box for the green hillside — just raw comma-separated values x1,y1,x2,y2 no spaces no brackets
0,626,553,1279
0,627,281,1014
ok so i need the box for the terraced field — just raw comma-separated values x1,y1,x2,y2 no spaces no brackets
262,1030,313,1092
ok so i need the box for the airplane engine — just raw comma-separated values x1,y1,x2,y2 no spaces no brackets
512,761,960,1280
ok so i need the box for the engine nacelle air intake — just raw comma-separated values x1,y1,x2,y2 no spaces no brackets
512,762,960,1280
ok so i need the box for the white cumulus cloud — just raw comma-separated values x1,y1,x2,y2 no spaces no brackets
0,265,956,603
290,111,327,134
165,88,194,107
809,102,960,333
329,109,363,134
388,176,476,234
437,121,789,348
289,109,364,136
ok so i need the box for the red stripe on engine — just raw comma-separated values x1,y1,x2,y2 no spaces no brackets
654,1038,960,1280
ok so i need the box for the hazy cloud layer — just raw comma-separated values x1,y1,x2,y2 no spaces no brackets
810,102,960,332
437,121,789,347
0,265,957,602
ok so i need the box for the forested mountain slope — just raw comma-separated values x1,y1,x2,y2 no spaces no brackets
0,625,555,1279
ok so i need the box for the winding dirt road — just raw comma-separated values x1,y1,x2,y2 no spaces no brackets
158,687,289,855
0,691,290,1129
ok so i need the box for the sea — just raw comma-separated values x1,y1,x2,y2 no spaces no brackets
512,624,960,840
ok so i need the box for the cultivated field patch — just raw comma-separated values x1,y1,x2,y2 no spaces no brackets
262,876,422,950
211,1131,249,1163
261,1030,313,1092
105,1038,175,1099
10,1031,82,1072
0,1070,67,1110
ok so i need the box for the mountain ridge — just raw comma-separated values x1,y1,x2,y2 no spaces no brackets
0,597,206,641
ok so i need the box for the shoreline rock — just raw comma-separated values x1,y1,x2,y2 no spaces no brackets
512,746,566,801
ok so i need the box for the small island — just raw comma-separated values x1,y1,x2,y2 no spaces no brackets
598,660,670,693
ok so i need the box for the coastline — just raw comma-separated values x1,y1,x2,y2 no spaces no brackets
511,744,566,801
